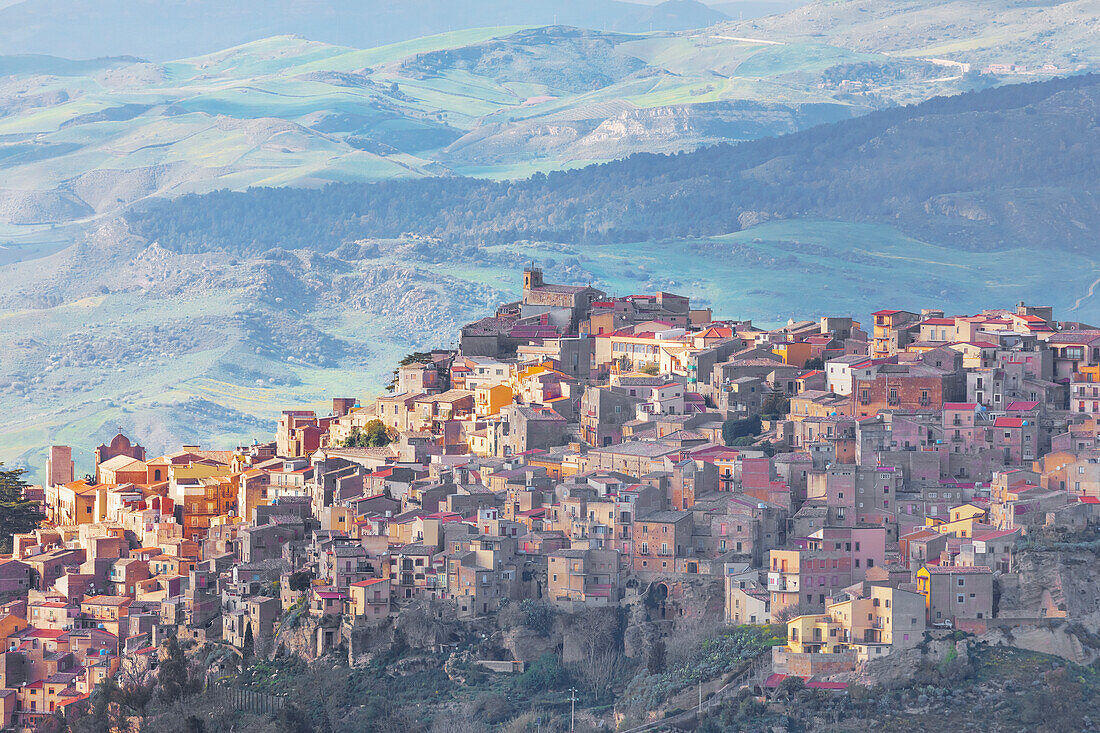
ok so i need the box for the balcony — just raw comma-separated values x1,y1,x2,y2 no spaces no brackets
768,572,795,591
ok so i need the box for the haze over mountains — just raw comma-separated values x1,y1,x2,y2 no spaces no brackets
1,0,1099,479
2,0,1094,246
0,0,758,60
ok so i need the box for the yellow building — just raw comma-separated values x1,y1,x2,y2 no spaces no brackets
926,505,988,538
786,613,845,654
168,465,238,540
950,504,987,523
475,384,514,417
772,341,812,368
787,586,925,660
47,480,103,526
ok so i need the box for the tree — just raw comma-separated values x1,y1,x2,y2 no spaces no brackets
775,675,805,701
569,609,622,699
288,569,314,592
722,415,761,446
341,420,391,448
157,635,190,703
760,393,790,419
0,464,45,553
804,357,825,371
88,680,112,733
242,622,255,661
398,352,434,367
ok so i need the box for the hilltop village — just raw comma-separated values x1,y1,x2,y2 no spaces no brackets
5,267,1100,729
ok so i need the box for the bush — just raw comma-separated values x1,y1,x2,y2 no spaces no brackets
513,653,568,694
722,415,762,446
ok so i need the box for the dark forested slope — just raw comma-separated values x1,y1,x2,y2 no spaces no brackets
127,73,1100,255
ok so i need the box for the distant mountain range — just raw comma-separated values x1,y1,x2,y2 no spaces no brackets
0,24,968,236
0,0,741,61
127,73,1100,256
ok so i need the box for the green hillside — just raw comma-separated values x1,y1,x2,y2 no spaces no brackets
0,22,1011,234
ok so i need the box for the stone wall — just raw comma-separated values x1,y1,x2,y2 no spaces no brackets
773,647,858,676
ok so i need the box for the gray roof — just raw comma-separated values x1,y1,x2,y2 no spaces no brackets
589,442,679,458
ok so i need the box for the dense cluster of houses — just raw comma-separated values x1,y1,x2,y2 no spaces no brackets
7,268,1100,725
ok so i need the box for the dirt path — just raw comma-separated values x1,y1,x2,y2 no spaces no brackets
1071,274,1100,311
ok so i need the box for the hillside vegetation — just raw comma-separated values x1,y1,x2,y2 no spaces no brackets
6,0,1099,234
0,24,966,229
127,73,1100,255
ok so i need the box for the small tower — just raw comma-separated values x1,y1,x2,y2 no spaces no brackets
523,266,543,291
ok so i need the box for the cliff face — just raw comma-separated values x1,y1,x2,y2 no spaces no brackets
997,549,1100,620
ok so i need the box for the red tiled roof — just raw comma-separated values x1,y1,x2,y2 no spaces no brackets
1006,401,1040,411
943,402,977,410
993,417,1025,428
350,578,386,587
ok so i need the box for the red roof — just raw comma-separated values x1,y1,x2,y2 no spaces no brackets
697,326,733,339
993,417,1025,428
943,402,977,410
350,578,387,587
921,318,955,326
873,310,901,316
1006,401,1040,411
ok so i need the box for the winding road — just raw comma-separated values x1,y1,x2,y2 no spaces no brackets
1071,273,1100,312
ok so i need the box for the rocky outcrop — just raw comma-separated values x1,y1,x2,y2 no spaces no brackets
998,549,1100,619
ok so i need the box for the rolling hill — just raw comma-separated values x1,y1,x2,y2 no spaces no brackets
0,25,969,234
126,73,1100,256
0,0,734,61
720,0,1100,69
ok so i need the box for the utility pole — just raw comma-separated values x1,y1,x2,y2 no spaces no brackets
569,687,578,731
699,679,702,709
